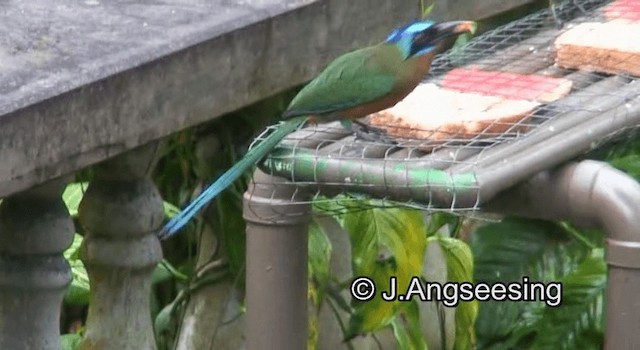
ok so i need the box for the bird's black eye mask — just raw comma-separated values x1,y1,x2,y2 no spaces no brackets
409,26,439,56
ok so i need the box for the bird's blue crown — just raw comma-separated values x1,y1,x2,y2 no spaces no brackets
386,20,436,59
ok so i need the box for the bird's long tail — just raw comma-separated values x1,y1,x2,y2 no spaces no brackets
159,116,307,239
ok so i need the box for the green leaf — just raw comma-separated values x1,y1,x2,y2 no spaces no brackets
472,218,568,283
344,207,427,338
391,301,429,350
64,234,90,305
60,333,82,350
471,218,558,348
153,260,188,284
154,300,177,338
427,212,462,237
529,249,606,350
312,195,360,223
214,189,246,278
420,0,435,19
307,220,334,350
429,236,478,350
471,218,604,349
62,182,88,217
308,219,332,302
163,201,181,218
609,153,640,181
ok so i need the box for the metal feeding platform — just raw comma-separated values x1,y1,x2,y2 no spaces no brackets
241,1,640,349
245,0,640,220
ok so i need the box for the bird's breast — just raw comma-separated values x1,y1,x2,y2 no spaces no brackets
339,53,434,119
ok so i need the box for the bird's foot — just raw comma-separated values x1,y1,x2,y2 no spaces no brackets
351,120,397,144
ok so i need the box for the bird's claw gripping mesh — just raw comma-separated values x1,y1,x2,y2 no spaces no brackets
246,0,640,221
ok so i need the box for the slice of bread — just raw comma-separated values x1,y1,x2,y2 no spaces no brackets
555,21,640,76
366,69,572,150
367,83,539,145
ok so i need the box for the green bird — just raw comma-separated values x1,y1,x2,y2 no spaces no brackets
159,19,475,239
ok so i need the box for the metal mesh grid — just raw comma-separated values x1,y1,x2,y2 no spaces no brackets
246,0,640,220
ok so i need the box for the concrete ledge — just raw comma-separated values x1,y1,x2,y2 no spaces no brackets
431,0,539,20
0,0,418,197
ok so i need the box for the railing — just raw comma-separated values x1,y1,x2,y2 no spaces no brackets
0,0,544,349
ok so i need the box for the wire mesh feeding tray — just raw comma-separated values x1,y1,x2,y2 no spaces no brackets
248,0,640,220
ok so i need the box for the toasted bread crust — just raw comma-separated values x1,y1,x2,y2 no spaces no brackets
555,22,640,77
367,83,539,149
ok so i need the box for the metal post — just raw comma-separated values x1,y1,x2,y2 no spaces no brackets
485,160,640,348
243,170,312,350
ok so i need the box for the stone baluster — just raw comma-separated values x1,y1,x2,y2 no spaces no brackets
78,143,164,350
0,177,75,350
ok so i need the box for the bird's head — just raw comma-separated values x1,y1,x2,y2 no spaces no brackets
386,20,476,59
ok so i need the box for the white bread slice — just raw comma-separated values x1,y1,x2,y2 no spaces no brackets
555,21,640,76
367,83,539,146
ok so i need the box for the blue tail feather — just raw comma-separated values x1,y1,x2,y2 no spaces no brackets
158,117,306,239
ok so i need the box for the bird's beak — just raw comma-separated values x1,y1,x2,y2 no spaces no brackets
432,20,477,39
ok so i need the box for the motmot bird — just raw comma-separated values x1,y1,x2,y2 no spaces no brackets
159,20,475,239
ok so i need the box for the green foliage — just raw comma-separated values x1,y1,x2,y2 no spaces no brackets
525,249,605,350
60,333,82,350
428,212,464,238
420,0,435,19
61,183,92,305
212,188,246,278
309,204,481,348
429,236,478,350
472,218,605,350
391,301,429,350
64,234,90,305
62,182,87,217
343,207,427,338
609,153,640,180
308,219,333,302
154,298,179,342
308,219,333,350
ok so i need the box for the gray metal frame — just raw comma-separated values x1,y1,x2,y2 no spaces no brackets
245,160,640,348
486,161,640,349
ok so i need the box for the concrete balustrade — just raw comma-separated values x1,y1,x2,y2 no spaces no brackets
78,143,164,349
0,177,75,349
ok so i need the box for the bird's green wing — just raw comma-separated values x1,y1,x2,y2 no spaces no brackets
284,45,401,117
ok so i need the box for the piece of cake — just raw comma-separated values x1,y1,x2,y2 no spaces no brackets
555,21,640,76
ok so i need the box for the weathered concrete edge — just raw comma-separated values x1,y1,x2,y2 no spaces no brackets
431,0,538,21
0,0,419,198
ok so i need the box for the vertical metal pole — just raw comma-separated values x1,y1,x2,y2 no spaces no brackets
484,160,640,348
243,170,311,350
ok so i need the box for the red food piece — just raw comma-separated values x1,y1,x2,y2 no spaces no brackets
441,67,572,103
605,0,640,21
